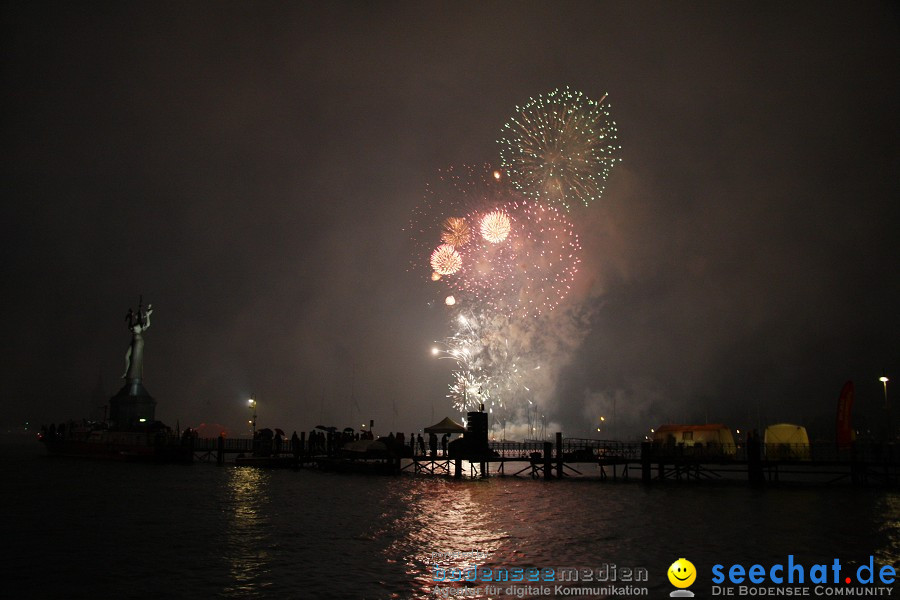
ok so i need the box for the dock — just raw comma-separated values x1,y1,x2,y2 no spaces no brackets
186,432,900,486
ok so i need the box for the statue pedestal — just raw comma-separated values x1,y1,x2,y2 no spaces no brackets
109,379,156,429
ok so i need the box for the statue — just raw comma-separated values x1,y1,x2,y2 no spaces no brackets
110,296,157,428
122,296,153,381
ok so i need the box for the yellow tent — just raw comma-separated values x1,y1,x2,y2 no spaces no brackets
764,423,811,460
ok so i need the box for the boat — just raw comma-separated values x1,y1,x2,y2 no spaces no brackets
39,421,192,463
38,298,192,464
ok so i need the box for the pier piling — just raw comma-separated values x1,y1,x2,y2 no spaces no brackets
216,434,225,465
747,434,763,486
641,442,651,483
555,432,563,479
543,442,552,480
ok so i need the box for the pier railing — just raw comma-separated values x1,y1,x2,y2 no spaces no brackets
182,434,898,485
192,437,256,452
560,438,643,460
187,436,899,467
485,439,900,465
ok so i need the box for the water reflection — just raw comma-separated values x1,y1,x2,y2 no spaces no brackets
13,446,900,598
222,466,273,597
376,479,510,598
372,479,900,599
876,493,900,565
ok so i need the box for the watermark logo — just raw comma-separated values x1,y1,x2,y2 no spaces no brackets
668,558,696,597
710,554,896,596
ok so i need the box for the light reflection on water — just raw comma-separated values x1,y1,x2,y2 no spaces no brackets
380,479,511,596
876,494,900,566
223,467,274,597
3,445,899,599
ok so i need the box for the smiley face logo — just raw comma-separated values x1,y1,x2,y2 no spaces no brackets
668,558,696,588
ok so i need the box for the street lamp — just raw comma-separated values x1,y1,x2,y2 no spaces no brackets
248,397,257,437
881,373,892,442
430,344,460,423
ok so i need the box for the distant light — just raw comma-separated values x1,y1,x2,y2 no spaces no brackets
600,416,605,421
139,418,146,423
736,429,741,434
492,170,502,180
881,376,890,383
650,428,655,433
445,295,456,306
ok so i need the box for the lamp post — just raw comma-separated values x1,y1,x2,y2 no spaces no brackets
881,373,891,442
248,397,257,438
431,344,464,423
429,347,443,422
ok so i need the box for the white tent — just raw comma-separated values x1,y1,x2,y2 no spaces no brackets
424,417,466,434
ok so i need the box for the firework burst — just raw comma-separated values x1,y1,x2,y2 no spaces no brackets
498,87,620,211
503,201,581,317
440,217,471,248
430,244,463,275
435,310,535,414
408,87,621,428
405,164,518,276
480,210,511,244
446,200,581,318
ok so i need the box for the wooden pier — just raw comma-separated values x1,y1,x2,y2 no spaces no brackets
186,433,900,486
393,435,900,486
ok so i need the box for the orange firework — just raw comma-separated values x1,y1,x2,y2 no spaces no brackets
440,216,471,248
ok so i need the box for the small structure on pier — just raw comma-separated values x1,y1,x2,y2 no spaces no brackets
448,410,492,460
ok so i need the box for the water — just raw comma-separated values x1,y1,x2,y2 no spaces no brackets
3,441,898,599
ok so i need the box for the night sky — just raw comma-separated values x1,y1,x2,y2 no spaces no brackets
2,2,898,440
